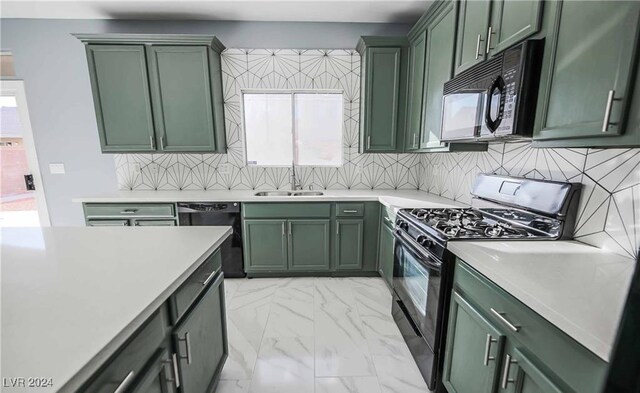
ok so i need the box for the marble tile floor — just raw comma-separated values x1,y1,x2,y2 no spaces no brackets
215,277,432,393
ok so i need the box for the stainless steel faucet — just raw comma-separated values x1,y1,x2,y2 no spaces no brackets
291,163,302,190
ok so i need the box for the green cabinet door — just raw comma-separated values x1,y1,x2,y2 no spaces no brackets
454,0,492,75
173,273,227,393
378,222,394,287
85,45,156,153
288,219,330,271
488,0,543,55
130,349,176,393
499,346,564,393
363,47,402,152
335,219,364,270
421,2,456,149
405,31,427,151
147,46,218,152
244,220,288,272
443,291,505,393
534,1,640,142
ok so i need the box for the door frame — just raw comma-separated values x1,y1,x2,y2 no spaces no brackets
0,79,50,226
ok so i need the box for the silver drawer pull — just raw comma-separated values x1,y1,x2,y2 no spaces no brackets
163,353,181,388
483,334,497,366
500,354,518,388
475,34,483,59
343,210,358,213
177,332,192,364
384,216,393,223
490,308,520,332
486,26,494,54
201,270,217,286
113,370,135,393
120,209,138,214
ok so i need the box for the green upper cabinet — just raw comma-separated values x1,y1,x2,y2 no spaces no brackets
75,34,227,153
405,31,427,151
454,0,543,75
533,1,640,147
147,46,220,152
244,219,288,272
288,219,331,271
454,0,492,75
488,0,543,55
357,37,409,153
335,219,364,270
443,291,505,393
85,45,156,152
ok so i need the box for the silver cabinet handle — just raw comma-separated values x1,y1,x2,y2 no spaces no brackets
367,135,371,149
486,26,494,54
336,222,340,235
413,134,418,147
343,210,358,213
500,354,518,388
475,34,483,59
282,222,285,236
201,270,217,286
288,221,292,236
177,332,192,364
120,209,138,214
113,371,135,393
150,135,155,149
384,216,392,223
602,90,619,132
160,135,166,150
483,334,497,366
163,353,181,388
490,308,520,332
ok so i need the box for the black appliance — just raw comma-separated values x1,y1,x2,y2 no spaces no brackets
392,174,581,392
178,202,245,278
440,40,543,142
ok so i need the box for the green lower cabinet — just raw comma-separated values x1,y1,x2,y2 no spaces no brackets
335,219,364,270
443,291,505,393
501,345,564,393
173,273,227,393
244,219,288,272
377,222,394,287
288,219,331,271
130,349,176,393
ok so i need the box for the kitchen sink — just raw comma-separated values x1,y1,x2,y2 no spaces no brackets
254,191,294,196
292,191,324,196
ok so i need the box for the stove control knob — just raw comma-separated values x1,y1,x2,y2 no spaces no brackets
397,220,409,230
417,235,433,248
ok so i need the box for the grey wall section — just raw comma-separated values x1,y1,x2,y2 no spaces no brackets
0,19,412,225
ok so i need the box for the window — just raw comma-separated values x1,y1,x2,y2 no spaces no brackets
242,91,343,167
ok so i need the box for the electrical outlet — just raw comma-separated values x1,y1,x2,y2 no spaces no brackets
218,163,230,175
49,163,65,175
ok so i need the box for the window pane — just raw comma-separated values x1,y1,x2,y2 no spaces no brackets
294,93,343,166
244,93,293,166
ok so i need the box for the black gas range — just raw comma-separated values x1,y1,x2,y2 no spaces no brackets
391,174,582,392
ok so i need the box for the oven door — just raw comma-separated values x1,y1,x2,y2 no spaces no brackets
392,230,442,350
440,90,485,141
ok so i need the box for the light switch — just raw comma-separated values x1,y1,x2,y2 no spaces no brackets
49,163,65,174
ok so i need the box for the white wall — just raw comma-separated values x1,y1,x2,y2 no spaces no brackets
0,19,412,225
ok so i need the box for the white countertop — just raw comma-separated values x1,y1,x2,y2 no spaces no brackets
1,226,232,392
448,241,635,362
72,189,464,212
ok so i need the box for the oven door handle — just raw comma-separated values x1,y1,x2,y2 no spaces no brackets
394,230,442,270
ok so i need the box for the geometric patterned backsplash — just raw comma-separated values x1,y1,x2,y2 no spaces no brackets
115,49,421,191
420,144,640,260
114,48,639,260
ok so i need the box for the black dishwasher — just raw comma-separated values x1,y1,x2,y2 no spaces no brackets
177,202,245,278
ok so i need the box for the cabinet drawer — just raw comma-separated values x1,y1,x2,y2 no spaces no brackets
81,310,167,393
87,219,130,227
170,249,222,323
133,219,177,226
336,203,364,217
84,203,175,218
243,203,331,218
454,260,607,393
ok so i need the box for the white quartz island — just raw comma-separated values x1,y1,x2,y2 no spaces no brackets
1,226,232,392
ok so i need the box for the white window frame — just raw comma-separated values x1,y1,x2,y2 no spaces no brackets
240,89,344,168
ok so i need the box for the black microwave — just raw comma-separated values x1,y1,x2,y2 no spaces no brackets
440,40,543,142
